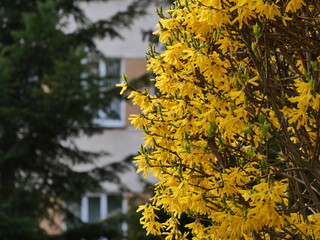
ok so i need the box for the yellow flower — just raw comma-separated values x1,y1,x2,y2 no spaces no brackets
285,0,306,12
127,0,318,238
116,82,127,95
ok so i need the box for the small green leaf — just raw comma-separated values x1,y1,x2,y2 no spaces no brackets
258,114,265,124
253,23,261,39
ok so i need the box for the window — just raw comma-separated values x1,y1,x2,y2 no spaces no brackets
79,193,126,240
64,193,125,239
80,193,124,223
92,58,125,128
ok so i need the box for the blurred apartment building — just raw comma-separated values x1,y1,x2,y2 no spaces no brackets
41,0,161,234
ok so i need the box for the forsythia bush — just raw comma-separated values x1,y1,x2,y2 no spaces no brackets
119,0,320,239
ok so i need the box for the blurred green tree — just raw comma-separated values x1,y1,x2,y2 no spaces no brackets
0,0,162,239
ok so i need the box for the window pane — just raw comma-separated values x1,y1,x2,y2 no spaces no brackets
107,195,122,215
107,98,122,120
91,58,124,127
88,197,101,223
105,58,120,78
105,77,119,89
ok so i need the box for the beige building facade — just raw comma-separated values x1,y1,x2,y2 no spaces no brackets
42,0,161,234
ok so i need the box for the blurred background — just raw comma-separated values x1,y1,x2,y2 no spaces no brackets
0,0,172,239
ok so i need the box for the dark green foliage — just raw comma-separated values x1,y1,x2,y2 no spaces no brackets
0,0,159,239
0,187,47,240
50,216,123,240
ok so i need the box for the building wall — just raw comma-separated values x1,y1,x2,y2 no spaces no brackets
81,0,160,58
73,0,160,192
40,208,64,235
124,58,149,126
41,0,161,234
73,57,153,193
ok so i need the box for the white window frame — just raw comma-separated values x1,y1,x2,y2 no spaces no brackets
93,58,126,128
80,193,127,231
80,193,107,222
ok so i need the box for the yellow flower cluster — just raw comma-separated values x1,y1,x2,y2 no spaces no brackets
123,0,320,239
